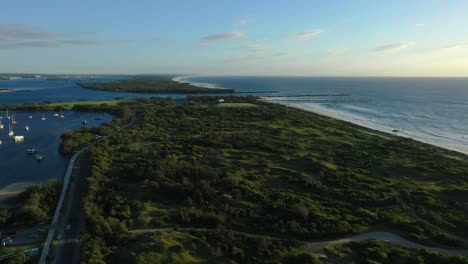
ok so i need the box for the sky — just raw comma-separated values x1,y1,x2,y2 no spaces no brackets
1,0,468,76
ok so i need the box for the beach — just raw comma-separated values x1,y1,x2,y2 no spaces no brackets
260,96,468,156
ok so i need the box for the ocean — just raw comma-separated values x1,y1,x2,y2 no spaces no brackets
175,76,468,154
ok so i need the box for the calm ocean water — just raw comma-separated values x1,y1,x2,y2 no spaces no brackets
177,76,468,154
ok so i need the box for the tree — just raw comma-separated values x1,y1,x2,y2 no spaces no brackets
291,203,309,222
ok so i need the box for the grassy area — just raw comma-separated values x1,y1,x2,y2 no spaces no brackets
215,103,259,108
47,99,126,109
78,76,237,94
79,96,467,263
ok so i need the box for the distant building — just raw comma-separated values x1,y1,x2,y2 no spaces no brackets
218,99,225,103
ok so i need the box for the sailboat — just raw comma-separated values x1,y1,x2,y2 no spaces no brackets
41,114,46,121
0,118,3,129
25,125,29,131
59,108,64,118
6,109,10,120
11,115,17,125
8,123,14,136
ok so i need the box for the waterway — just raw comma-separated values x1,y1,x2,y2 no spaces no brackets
0,110,112,203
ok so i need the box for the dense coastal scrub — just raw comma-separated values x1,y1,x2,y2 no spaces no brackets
0,180,60,227
77,96,467,263
78,76,237,94
59,100,137,154
325,240,468,263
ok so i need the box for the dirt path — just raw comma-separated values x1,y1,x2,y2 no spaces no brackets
130,228,468,255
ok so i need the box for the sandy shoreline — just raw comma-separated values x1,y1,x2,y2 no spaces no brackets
0,182,35,207
0,89,15,93
260,97,468,156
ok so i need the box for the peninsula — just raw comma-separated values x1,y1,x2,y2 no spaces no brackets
77,76,237,94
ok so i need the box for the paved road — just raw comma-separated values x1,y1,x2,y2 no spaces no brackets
38,148,85,264
52,151,90,264
130,228,468,255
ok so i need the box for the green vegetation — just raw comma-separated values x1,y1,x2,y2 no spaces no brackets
0,76,9,81
325,240,468,263
59,99,138,154
0,99,129,112
4,250,38,264
98,230,320,264
77,96,467,262
0,180,60,227
78,76,237,94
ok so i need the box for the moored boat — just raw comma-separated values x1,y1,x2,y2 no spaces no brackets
26,148,37,154
8,123,14,136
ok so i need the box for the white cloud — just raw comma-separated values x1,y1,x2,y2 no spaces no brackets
203,31,244,41
0,24,56,42
443,42,468,49
0,23,98,49
375,42,415,52
292,29,324,40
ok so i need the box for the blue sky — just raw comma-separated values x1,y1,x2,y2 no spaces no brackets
1,0,468,76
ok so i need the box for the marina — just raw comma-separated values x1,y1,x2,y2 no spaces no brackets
0,110,113,198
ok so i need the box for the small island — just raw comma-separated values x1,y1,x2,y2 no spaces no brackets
0,76,9,81
77,76,237,94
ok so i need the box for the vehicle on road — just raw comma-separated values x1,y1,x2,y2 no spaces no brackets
1,237,13,246
66,225,71,230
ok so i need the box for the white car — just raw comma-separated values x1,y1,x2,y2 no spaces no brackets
66,224,71,230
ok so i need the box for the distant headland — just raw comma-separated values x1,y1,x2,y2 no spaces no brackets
77,76,237,94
